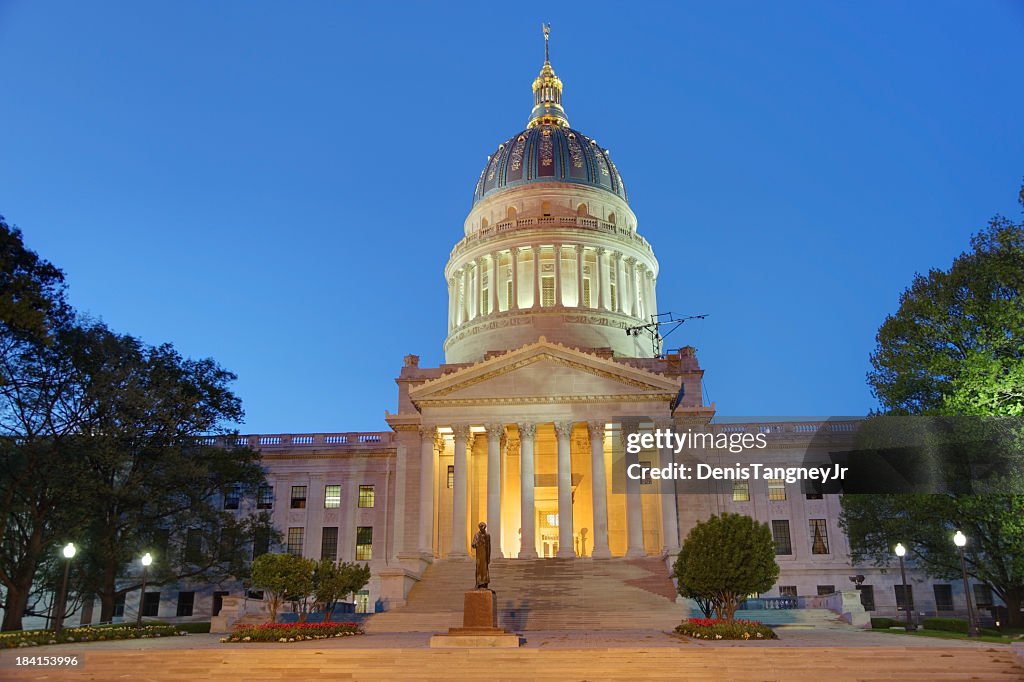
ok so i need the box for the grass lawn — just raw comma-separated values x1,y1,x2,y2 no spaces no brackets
876,627,1024,644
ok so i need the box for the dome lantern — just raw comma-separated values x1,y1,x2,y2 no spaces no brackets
528,24,569,129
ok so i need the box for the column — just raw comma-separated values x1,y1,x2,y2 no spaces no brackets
532,246,542,309
615,252,627,313
595,248,606,311
655,419,680,556
392,444,408,559
554,421,575,557
461,267,471,323
587,421,611,558
518,422,538,558
485,423,503,558
554,245,563,306
625,257,638,317
647,269,658,320
509,248,520,310
622,425,645,557
450,424,470,558
418,426,436,556
447,277,455,329
489,253,498,315
635,263,647,319
477,256,486,317
575,245,584,307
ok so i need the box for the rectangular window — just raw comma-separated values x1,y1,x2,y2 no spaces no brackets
287,527,304,556
358,485,375,508
184,529,202,564
142,592,160,618
506,279,513,310
447,465,454,489
113,593,126,618
732,481,749,502
481,289,489,315
805,479,824,500
973,584,993,607
257,485,274,510
582,279,591,307
217,529,234,561
355,590,370,614
324,484,341,509
223,484,241,510
253,527,270,559
857,585,876,611
895,584,914,611
290,486,307,509
779,585,798,598
767,479,786,501
933,584,954,611
176,591,195,617
609,283,618,312
817,585,835,596
321,527,339,561
541,276,555,307
771,520,792,555
356,526,373,561
638,460,653,485
809,519,830,554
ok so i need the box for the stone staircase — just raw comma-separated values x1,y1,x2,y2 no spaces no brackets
734,607,848,628
364,557,686,632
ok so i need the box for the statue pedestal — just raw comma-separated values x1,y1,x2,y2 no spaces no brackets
429,589,520,648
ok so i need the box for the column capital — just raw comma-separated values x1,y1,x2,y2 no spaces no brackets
595,246,607,255
518,422,536,439
452,424,472,443
653,417,675,431
646,269,655,281
624,255,637,265
510,246,520,256
587,420,605,440
484,423,504,441
418,425,437,442
554,421,574,438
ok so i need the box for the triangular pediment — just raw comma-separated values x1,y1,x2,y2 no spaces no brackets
409,339,679,408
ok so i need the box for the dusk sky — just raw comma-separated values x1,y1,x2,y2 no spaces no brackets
2,2,1022,434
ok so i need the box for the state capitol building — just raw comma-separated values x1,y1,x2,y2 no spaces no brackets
104,33,988,631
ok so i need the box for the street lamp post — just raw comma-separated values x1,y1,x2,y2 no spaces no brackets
953,531,979,637
894,543,914,632
136,552,153,627
54,543,76,637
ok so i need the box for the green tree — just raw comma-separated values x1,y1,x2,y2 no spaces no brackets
673,513,779,623
251,553,315,624
0,216,67,343
313,560,370,622
846,187,1024,627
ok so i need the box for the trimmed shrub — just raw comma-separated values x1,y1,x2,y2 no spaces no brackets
871,617,902,629
674,617,777,640
922,617,968,633
0,625,185,649
222,621,362,643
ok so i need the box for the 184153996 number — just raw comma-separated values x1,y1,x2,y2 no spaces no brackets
13,656,80,666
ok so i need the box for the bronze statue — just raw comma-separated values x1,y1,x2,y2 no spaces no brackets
472,521,491,588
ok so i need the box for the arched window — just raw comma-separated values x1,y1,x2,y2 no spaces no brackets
576,203,588,217
481,217,489,229
541,200,551,217
607,212,616,225
506,206,518,221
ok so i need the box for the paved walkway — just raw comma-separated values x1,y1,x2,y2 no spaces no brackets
1,629,1021,680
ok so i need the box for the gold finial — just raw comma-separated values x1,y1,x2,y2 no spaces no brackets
527,23,569,128
543,23,551,64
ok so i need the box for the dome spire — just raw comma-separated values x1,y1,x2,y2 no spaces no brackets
527,23,569,128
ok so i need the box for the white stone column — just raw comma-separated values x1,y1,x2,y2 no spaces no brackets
485,423,503,558
450,424,470,559
392,444,408,560
554,245,563,306
447,277,455,330
625,257,638,317
418,426,436,557
461,267,471,323
595,248,606,311
587,421,611,558
615,252,627,313
655,419,680,556
518,422,538,558
476,257,486,317
575,246,584,307
510,248,520,310
489,253,498,316
636,263,647,319
532,246,542,309
622,426,645,557
648,270,658,320
555,421,575,557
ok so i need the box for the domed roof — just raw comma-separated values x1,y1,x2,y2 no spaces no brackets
471,26,627,206
472,125,628,205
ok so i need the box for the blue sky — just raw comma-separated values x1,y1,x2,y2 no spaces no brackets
2,2,1022,434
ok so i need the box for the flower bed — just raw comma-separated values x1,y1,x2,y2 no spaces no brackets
0,624,185,649
221,621,363,643
674,617,777,640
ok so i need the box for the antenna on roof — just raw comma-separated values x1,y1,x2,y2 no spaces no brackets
625,312,708,358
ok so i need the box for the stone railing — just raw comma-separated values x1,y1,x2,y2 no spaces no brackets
450,215,653,261
707,421,860,436
741,597,798,610
207,432,394,449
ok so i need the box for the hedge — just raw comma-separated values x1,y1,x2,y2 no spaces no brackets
222,621,362,643
674,618,777,640
0,625,185,649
